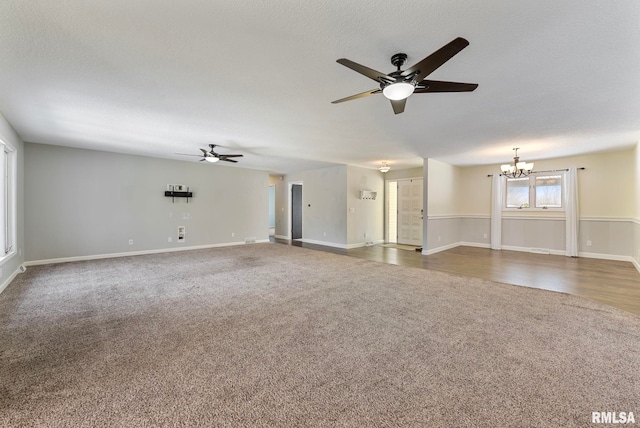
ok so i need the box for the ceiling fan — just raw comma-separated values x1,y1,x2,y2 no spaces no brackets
332,37,478,114
176,144,244,163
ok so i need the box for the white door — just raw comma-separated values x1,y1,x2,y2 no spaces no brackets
397,178,423,246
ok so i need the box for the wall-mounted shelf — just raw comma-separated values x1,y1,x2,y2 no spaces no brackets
360,190,377,200
165,190,193,203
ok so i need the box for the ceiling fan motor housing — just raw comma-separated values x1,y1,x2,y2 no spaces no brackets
390,53,408,69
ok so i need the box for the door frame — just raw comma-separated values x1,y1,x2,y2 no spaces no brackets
390,177,423,246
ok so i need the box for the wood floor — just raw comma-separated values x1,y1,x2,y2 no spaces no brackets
274,239,640,316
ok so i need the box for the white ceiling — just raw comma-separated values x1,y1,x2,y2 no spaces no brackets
1,1,639,174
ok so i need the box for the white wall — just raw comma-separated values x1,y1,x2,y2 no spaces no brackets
279,165,384,248
0,112,25,289
384,166,423,181
346,165,384,246
25,143,269,262
283,165,348,245
424,159,463,251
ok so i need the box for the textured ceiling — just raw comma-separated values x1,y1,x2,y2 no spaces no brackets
1,1,639,174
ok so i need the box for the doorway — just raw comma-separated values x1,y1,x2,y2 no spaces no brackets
291,183,302,239
268,185,275,238
387,178,423,246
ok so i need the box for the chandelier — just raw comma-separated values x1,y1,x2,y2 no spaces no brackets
500,148,534,178
379,161,391,173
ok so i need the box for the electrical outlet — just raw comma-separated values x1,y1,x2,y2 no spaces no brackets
587,240,592,247
438,236,441,242
323,232,326,237
129,239,134,245
168,237,172,243
483,233,488,239
231,232,235,238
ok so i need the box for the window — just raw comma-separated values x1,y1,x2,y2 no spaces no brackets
505,172,564,210
0,142,16,260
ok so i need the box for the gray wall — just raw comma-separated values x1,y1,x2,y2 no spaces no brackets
284,165,348,245
278,165,384,248
25,143,269,262
0,113,25,286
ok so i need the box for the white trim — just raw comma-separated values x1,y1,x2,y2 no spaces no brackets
459,241,491,249
578,251,637,263
501,245,566,256
421,241,638,270
580,217,636,223
275,234,289,240
422,241,459,255
299,238,385,250
426,215,635,222
0,264,23,294
23,240,271,267
502,215,565,221
427,215,463,220
300,238,348,249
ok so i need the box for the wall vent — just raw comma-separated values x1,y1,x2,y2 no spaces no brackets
244,237,256,244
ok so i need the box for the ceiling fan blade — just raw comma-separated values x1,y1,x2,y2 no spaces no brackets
221,158,238,163
390,99,406,115
402,37,470,83
415,80,478,93
336,59,394,83
219,154,243,158
331,89,381,104
175,153,204,157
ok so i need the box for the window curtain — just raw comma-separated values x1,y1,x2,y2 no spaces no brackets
565,167,579,257
491,174,504,250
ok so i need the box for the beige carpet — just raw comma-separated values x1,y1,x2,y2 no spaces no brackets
1,243,638,427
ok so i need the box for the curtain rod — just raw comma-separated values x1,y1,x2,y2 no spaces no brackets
486,167,585,177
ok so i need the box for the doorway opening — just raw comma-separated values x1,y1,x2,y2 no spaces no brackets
290,182,303,240
386,178,423,246
268,185,275,238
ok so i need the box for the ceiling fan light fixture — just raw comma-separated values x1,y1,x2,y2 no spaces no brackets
205,156,220,163
382,82,415,100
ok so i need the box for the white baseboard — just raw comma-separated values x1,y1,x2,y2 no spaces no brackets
422,241,460,255
275,235,289,240
23,240,271,267
300,238,348,249
0,265,24,294
298,239,385,250
346,239,385,249
578,251,637,263
459,241,491,249
421,241,638,271
501,245,566,256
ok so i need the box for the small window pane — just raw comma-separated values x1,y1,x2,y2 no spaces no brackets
535,175,562,208
506,178,529,208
